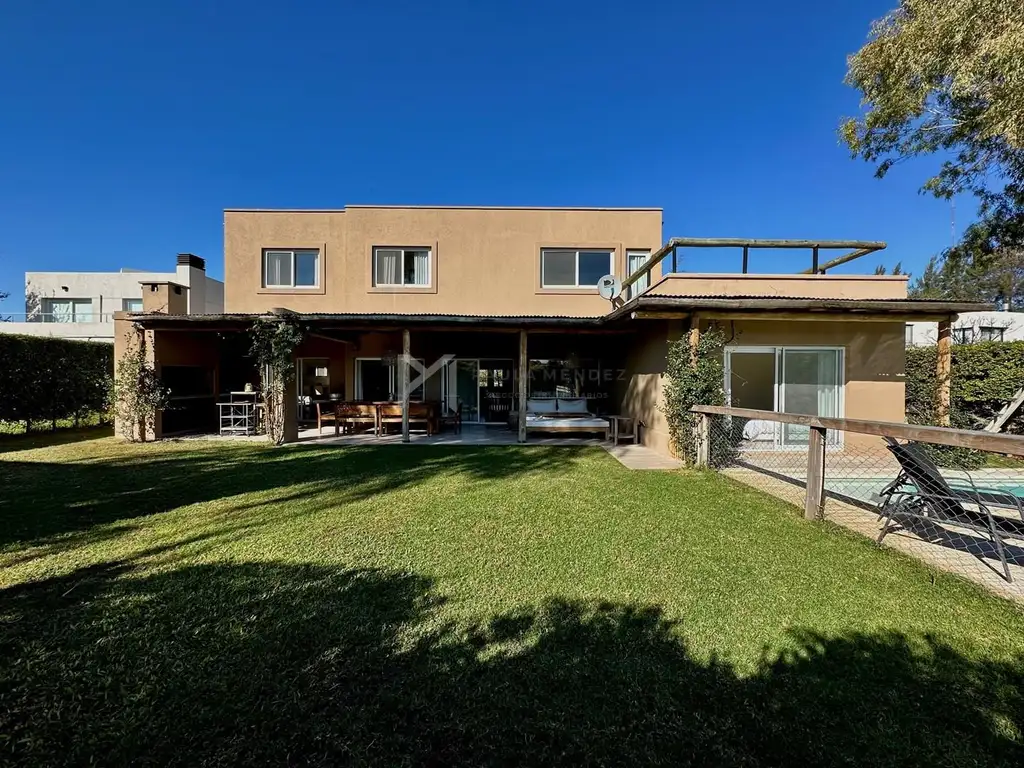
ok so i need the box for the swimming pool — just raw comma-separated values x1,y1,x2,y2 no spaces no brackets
826,477,1024,505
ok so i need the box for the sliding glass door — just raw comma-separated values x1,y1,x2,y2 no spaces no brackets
725,347,843,448
779,349,841,446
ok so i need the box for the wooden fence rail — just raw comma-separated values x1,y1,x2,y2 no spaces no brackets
690,404,1024,521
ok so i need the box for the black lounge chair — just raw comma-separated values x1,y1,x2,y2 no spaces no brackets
878,437,1023,583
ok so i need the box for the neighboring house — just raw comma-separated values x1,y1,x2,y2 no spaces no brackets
906,311,1024,346
114,205,983,455
0,254,223,342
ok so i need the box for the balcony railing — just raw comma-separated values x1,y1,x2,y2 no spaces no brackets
0,313,118,324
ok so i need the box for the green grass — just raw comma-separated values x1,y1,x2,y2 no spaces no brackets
1,435,1023,766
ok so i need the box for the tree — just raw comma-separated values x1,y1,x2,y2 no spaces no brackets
841,0,1024,210
910,218,1024,306
250,314,305,445
873,262,905,275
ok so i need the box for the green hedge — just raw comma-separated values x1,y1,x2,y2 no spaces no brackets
0,334,113,430
906,341,1024,434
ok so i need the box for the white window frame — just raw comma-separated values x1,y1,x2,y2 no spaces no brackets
626,249,652,299
42,298,93,323
122,298,144,312
540,248,615,289
262,249,320,289
372,247,432,288
724,345,845,450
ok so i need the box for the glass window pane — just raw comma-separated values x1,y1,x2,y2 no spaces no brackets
404,249,429,285
375,249,401,285
264,251,292,287
782,350,840,445
295,250,318,287
627,250,651,297
46,299,72,323
72,300,93,322
123,298,143,312
542,250,576,287
578,251,612,286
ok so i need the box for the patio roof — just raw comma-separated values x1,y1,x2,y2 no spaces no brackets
122,294,990,331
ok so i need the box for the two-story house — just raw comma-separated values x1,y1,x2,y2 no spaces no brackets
113,205,984,455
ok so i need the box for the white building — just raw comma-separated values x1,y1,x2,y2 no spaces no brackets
0,254,223,342
907,310,1024,346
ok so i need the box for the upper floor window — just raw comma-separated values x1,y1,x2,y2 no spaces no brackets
42,298,92,323
979,326,1005,342
122,298,144,312
904,324,914,345
541,248,613,289
952,327,972,344
373,247,431,287
626,249,652,299
263,249,319,288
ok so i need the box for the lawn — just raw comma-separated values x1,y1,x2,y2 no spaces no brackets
1,434,1023,766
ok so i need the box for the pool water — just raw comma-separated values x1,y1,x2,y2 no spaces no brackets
826,478,1024,505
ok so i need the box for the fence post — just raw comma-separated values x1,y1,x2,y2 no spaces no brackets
804,426,826,520
696,413,710,468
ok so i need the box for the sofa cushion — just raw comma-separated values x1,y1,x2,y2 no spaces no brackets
557,398,589,414
527,398,558,414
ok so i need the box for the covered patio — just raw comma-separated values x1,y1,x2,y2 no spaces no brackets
117,311,636,445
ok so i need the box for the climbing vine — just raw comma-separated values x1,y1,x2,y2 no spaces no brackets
661,325,729,464
111,326,169,442
250,314,305,445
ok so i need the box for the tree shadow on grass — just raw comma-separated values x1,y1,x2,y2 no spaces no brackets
0,443,588,550
1,561,1021,766
0,425,113,453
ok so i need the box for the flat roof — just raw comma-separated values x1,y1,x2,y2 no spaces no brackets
223,205,662,213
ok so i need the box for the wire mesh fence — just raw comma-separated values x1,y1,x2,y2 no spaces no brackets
700,409,1024,603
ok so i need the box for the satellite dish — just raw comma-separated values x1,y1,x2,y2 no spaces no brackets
597,274,622,301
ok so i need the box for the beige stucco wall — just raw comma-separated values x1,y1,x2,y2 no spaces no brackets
224,207,663,316
620,319,907,455
647,273,908,300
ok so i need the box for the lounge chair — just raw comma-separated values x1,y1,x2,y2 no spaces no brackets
878,437,1022,582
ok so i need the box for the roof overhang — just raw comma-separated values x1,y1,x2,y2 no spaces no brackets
120,296,991,332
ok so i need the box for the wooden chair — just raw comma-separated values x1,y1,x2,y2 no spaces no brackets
440,400,462,434
315,401,339,435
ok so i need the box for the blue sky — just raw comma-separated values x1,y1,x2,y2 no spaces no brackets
0,0,968,302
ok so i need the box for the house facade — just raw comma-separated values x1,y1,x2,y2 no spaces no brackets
114,205,985,455
2,254,223,342
907,311,1024,346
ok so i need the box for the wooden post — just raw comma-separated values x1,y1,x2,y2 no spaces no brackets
936,319,952,427
401,329,411,443
696,413,710,468
518,329,528,443
805,426,826,520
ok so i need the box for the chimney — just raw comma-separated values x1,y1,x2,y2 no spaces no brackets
175,253,206,314
139,281,189,314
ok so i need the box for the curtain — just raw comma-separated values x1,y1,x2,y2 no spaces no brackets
376,249,400,285
627,251,651,297
411,250,429,285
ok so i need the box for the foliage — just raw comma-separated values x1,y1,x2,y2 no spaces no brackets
0,334,112,431
2,439,1024,765
841,0,1024,205
905,340,1024,468
249,314,305,445
661,326,728,463
111,328,169,442
872,264,905,278
910,216,1024,306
